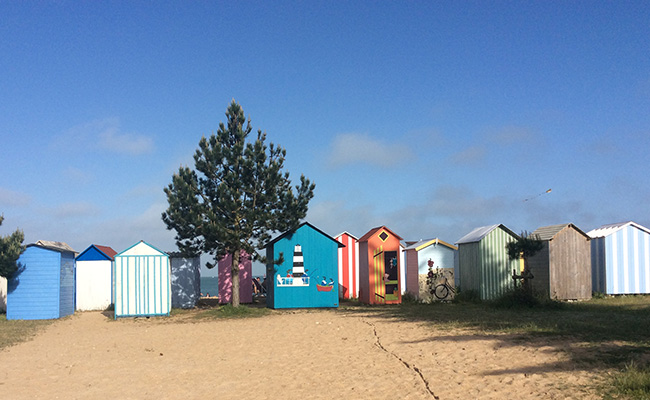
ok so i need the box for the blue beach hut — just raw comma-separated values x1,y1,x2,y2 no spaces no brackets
266,222,344,309
114,241,171,318
7,240,76,320
588,221,650,295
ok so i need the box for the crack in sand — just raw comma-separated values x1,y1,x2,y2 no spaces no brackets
364,320,439,399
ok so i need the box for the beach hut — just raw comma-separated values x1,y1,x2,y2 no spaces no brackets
527,224,592,300
114,241,171,318
456,224,520,300
588,221,650,295
266,222,343,309
358,226,403,305
75,244,116,311
335,232,360,300
218,251,252,304
170,253,201,309
404,238,458,300
7,240,76,320
0,277,6,313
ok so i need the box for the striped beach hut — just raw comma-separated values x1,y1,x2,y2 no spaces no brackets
75,244,116,311
404,238,458,300
218,251,252,304
266,222,343,309
7,240,76,320
335,232,359,300
358,226,403,305
527,224,592,300
114,241,171,318
170,253,201,309
588,221,650,295
456,224,520,300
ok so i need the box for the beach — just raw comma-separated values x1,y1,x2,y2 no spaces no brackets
0,309,599,399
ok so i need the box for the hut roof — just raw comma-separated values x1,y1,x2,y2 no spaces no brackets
531,223,590,241
268,222,345,248
587,221,650,238
31,240,76,254
76,244,117,261
334,231,358,240
358,226,403,242
404,238,457,251
456,224,519,244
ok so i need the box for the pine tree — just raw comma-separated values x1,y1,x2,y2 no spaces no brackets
0,215,25,279
162,100,315,307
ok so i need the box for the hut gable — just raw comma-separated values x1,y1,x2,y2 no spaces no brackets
456,224,518,244
588,221,650,295
76,244,116,311
114,241,171,318
266,222,342,309
528,223,591,300
7,241,76,320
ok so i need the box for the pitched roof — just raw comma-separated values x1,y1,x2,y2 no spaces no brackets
404,238,457,251
358,226,403,242
587,221,650,238
31,240,76,254
334,231,358,240
76,244,117,261
456,224,519,244
531,223,590,241
268,222,345,248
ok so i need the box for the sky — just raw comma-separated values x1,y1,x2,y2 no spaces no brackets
1,1,649,277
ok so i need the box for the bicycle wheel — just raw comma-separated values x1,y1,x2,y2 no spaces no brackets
434,284,449,300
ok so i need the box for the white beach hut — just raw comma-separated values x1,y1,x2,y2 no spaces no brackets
114,241,171,318
76,244,116,311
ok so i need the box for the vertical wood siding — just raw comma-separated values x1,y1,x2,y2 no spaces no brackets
597,225,650,294
76,259,113,311
336,233,359,299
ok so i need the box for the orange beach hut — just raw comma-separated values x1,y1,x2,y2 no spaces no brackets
358,226,403,304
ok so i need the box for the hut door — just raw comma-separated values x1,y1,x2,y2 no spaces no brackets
384,251,399,301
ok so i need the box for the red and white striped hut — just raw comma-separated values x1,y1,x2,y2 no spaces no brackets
335,232,359,300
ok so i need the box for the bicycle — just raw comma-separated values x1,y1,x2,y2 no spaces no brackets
433,276,456,300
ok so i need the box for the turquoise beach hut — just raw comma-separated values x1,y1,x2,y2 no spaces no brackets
114,241,171,318
7,240,76,320
266,222,343,309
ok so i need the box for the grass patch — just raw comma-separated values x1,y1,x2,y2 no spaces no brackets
605,362,650,400
193,304,271,320
0,314,54,350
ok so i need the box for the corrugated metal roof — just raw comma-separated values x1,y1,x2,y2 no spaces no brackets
32,240,76,254
531,223,590,241
403,238,457,251
456,224,518,244
588,221,650,238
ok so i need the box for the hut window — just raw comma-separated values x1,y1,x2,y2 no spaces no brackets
379,231,389,242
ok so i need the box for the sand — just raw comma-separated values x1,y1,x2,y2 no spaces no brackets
0,309,600,399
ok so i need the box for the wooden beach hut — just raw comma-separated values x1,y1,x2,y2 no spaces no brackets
358,226,403,305
170,253,201,309
588,221,650,295
527,224,592,300
266,222,343,309
218,251,252,304
75,244,116,311
114,241,171,318
335,231,359,300
456,224,520,300
404,238,458,300
7,240,76,320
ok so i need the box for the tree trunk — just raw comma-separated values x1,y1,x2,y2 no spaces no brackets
231,249,241,307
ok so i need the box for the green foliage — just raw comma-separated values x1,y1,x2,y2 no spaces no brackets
193,304,270,319
162,100,315,306
401,291,420,304
0,215,25,279
452,288,482,304
425,264,442,301
491,287,565,310
506,230,544,261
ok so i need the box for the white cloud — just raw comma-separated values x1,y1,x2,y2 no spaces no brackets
54,118,154,156
449,145,486,165
51,202,100,218
0,187,31,208
326,133,415,168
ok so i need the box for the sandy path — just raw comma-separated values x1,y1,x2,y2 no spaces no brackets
0,310,598,399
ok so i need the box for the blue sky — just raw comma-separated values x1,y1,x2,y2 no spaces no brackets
1,1,649,276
